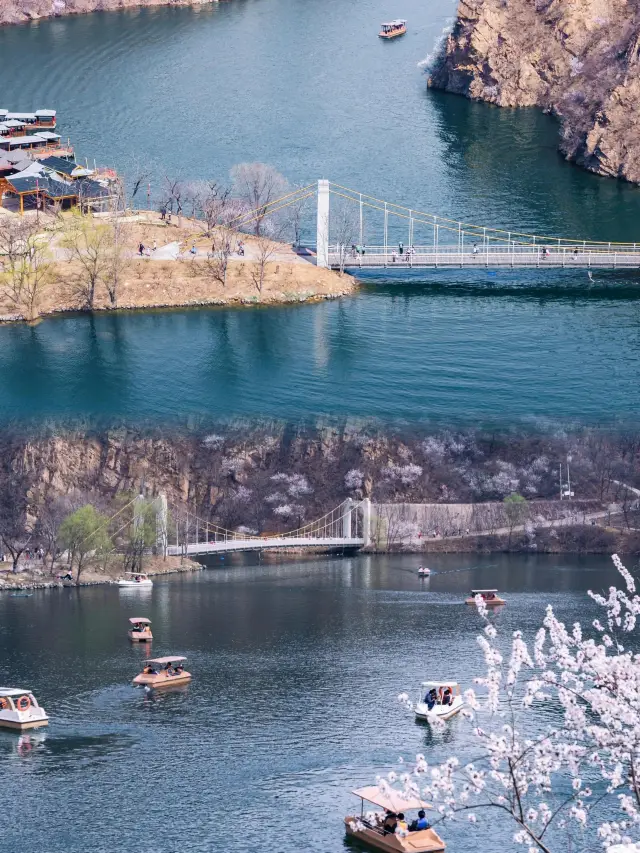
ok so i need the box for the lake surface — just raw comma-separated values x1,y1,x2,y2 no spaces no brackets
2,0,640,425
0,553,623,853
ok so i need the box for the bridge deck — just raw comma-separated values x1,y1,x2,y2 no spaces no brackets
168,537,365,556
330,247,640,270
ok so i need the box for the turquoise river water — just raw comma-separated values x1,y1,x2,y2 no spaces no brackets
1,0,640,424
0,553,625,853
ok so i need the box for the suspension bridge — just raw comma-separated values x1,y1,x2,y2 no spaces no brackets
307,180,640,270
152,495,372,557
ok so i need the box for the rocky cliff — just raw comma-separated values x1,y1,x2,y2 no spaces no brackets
429,0,640,183
0,0,213,26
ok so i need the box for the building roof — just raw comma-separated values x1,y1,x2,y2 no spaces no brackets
0,134,49,148
6,174,75,199
38,155,79,175
35,109,56,117
36,132,61,141
6,112,37,121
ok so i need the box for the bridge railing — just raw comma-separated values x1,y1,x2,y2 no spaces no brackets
329,243,640,268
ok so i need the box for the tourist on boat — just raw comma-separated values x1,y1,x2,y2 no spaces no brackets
441,687,452,706
382,812,397,835
395,813,409,837
174,662,184,675
425,687,437,710
410,809,430,831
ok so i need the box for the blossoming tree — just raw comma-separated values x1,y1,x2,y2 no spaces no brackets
387,555,640,853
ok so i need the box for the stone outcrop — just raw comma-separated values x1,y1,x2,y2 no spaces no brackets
0,0,215,26
429,0,640,183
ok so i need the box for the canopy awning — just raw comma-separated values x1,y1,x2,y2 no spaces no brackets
352,786,430,813
421,681,458,689
144,656,186,665
470,589,498,594
129,617,151,624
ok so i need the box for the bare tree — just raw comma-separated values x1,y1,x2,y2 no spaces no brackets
287,186,311,248
162,177,186,226
0,218,55,322
63,213,114,309
0,472,33,572
103,189,131,308
205,224,238,288
122,153,154,209
331,201,359,274
248,214,288,296
230,162,289,236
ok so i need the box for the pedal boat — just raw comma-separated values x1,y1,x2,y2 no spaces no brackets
133,656,191,688
345,786,445,852
415,681,463,723
128,617,153,642
379,19,407,38
465,588,506,606
118,572,153,588
0,688,49,731
417,566,431,577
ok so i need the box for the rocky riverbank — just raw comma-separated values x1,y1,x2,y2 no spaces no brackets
429,0,640,184
2,422,640,556
0,554,203,591
0,0,215,27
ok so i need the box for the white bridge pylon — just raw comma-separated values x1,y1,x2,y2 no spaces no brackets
159,497,372,557
315,179,640,270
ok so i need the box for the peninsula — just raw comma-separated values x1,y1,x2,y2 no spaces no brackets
430,0,640,184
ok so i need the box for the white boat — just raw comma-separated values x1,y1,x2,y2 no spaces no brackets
414,681,463,723
0,688,49,731
117,572,153,588
417,566,431,576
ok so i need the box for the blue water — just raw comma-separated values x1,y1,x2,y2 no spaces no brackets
1,0,640,424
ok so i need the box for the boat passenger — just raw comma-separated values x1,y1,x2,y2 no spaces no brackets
174,663,184,675
442,687,452,706
425,688,437,710
382,812,397,835
410,809,430,831
395,813,409,837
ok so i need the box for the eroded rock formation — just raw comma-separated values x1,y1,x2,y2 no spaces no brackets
429,0,640,183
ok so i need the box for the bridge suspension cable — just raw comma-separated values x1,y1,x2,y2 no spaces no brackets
326,181,638,248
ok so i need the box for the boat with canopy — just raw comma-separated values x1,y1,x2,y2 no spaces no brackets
0,688,49,731
414,681,463,722
133,656,191,688
465,588,506,606
117,572,153,588
344,785,446,852
379,20,407,38
128,617,153,642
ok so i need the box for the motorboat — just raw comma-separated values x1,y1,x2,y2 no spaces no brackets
117,572,153,588
344,785,445,852
0,688,49,731
417,566,431,577
128,617,153,642
133,656,191,689
465,588,506,607
379,19,407,38
415,681,463,723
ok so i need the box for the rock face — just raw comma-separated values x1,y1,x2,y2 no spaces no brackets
0,0,214,26
429,0,640,183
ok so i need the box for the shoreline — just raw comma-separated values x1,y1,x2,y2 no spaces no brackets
0,556,204,591
0,0,218,28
